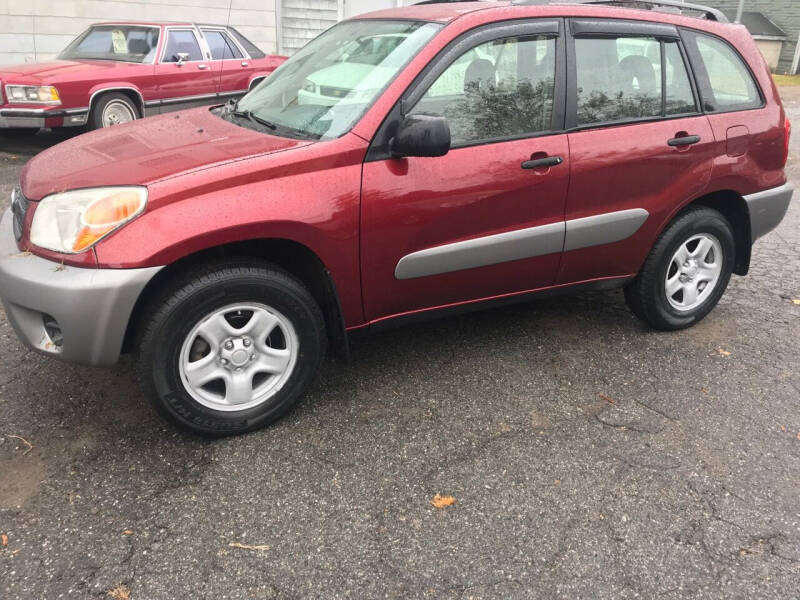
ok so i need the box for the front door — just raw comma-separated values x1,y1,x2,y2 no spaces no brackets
361,20,570,321
152,27,220,108
557,20,715,285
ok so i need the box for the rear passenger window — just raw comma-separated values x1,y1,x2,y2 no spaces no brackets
575,36,696,126
204,30,243,60
410,35,556,146
691,32,761,112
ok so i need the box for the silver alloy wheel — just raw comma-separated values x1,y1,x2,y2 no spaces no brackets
665,233,723,312
178,303,299,412
101,100,136,127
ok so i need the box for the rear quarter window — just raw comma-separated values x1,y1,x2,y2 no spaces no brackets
683,30,762,113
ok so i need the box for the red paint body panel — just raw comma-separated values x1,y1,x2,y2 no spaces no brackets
558,116,716,284
361,135,569,320
13,4,792,332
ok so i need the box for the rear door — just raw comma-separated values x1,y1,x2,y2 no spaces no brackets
200,27,251,97
152,27,220,107
558,19,715,285
361,20,570,321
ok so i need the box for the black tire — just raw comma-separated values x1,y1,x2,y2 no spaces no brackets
625,206,735,331
89,92,139,130
0,128,39,138
137,260,327,436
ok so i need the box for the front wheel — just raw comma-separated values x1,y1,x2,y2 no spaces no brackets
89,92,139,129
137,261,327,436
625,206,735,330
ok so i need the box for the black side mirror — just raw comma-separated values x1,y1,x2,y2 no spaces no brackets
390,114,450,158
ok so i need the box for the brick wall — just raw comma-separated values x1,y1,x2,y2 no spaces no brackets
711,0,800,73
0,0,277,66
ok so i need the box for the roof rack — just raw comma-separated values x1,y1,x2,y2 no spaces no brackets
510,0,727,22
577,1,728,22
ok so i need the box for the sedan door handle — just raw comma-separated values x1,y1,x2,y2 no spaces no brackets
667,135,701,147
521,156,563,169
197,63,208,70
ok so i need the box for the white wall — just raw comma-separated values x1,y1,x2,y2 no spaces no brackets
0,0,278,66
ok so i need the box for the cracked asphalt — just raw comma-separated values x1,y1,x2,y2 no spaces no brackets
1,91,799,600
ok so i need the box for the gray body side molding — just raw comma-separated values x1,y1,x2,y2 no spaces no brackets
564,208,650,251
395,208,650,280
743,183,794,241
395,222,565,280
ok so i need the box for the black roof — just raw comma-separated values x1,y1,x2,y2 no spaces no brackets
723,10,787,39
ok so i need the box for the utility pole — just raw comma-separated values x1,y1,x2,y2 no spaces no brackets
735,0,745,23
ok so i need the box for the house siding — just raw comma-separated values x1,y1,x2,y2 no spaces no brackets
0,0,277,66
711,0,800,73
280,0,339,55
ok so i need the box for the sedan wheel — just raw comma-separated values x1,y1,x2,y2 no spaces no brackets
102,99,136,127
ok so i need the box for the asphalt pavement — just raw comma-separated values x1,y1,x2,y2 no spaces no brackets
0,92,798,599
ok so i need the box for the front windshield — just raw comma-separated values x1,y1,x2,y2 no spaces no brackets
59,25,160,63
232,19,442,140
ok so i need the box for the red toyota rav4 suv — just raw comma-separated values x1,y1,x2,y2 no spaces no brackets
0,1,792,435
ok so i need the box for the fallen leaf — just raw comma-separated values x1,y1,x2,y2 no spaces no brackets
797,432,800,441
1,534,7,547
122,530,133,536
431,494,456,509
554,479,561,486
717,348,731,357
598,393,617,405
107,585,130,600
792,299,800,305
229,542,270,551
780,425,786,432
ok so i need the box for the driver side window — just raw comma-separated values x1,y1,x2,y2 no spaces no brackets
409,35,557,146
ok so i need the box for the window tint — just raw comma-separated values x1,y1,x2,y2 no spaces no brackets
409,35,556,146
664,41,695,115
576,36,662,125
163,30,203,62
693,33,760,112
204,30,243,60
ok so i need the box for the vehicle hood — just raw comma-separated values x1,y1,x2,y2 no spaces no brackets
307,62,393,90
20,107,313,200
0,59,138,84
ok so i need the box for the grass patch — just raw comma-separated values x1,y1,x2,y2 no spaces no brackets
773,74,800,87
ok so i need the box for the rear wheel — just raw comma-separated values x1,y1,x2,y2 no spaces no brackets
625,206,735,330
137,260,327,436
90,92,139,130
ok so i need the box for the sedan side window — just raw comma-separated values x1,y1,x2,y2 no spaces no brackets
204,30,244,60
163,30,203,62
409,35,557,146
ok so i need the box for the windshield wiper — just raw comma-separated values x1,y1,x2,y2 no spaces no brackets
230,107,277,131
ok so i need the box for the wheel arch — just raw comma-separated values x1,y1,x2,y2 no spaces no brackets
688,190,751,276
122,238,349,360
88,85,145,118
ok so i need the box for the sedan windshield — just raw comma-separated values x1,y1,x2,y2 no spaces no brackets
59,25,160,63
228,20,442,140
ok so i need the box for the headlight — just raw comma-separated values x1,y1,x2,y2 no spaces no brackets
301,79,317,93
5,85,61,105
30,187,147,253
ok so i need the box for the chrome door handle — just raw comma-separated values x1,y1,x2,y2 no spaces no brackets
241,61,249,67
197,64,208,70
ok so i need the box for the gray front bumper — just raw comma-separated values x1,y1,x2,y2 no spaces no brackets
0,209,162,366
744,182,794,241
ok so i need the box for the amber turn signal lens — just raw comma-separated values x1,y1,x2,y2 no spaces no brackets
72,191,144,252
